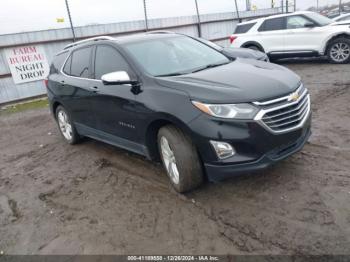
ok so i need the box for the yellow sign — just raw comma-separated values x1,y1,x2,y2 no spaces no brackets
56,18,65,23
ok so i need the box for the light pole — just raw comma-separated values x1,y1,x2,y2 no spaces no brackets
194,0,202,37
65,0,76,42
143,0,149,31
234,0,241,22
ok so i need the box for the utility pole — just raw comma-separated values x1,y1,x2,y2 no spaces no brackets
339,0,342,15
65,0,76,42
316,0,319,12
286,0,289,12
143,0,149,31
281,0,284,13
234,0,241,22
194,0,202,37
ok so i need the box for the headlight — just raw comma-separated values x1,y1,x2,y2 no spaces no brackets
192,101,259,119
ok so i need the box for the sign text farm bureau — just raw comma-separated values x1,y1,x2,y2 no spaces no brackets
5,45,50,84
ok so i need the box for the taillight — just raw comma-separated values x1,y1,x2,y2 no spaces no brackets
229,35,238,44
44,79,49,88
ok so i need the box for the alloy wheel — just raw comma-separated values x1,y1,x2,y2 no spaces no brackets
57,110,73,141
330,42,350,63
160,136,180,185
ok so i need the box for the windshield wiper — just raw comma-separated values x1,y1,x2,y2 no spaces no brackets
155,72,185,77
191,61,231,73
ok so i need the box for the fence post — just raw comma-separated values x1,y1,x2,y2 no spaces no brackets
194,0,202,37
65,0,76,42
143,0,149,31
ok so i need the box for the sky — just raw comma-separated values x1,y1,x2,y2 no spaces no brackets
0,0,346,34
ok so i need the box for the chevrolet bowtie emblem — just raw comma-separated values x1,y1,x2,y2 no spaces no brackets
288,92,300,102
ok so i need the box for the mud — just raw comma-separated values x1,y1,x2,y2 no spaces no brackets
1,60,350,255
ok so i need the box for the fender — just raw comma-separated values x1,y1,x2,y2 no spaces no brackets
321,31,350,55
241,41,265,53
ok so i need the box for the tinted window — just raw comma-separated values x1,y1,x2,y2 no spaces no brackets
287,16,312,29
234,23,256,34
258,17,286,31
70,47,92,78
63,55,72,75
94,45,132,80
50,51,68,74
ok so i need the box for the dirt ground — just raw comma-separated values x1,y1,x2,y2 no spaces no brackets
1,59,350,255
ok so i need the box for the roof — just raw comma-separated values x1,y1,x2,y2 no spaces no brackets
237,11,314,25
60,32,181,52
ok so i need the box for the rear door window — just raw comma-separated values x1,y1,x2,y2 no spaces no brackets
258,17,286,32
234,23,256,34
63,55,72,75
69,47,92,78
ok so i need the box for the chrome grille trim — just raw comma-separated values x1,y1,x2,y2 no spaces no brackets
253,84,305,106
254,85,311,134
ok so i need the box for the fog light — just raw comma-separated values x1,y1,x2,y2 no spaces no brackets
210,141,235,159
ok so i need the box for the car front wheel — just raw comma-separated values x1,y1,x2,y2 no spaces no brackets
158,125,203,193
327,38,350,64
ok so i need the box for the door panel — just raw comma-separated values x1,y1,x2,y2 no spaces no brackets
59,46,98,129
258,17,286,53
284,15,324,52
91,44,143,143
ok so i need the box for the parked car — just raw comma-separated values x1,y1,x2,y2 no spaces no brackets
230,11,350,64
194,37,270,62
333,13,350,22
47,33,311,193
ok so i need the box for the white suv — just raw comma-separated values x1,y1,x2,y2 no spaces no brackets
230,11,350,64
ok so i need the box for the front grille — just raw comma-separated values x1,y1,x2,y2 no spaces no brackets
254,84,311,133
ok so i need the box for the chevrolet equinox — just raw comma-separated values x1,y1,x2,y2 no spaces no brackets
47,33,312,193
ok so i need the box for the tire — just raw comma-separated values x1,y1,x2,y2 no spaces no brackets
157,125,203,193
55,105,80,145
327,37,350,64
246,45,261,52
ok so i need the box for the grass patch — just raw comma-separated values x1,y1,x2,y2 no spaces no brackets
0,98,49,115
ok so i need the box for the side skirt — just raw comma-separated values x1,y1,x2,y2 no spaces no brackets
75,123,151,159
268,50,320,59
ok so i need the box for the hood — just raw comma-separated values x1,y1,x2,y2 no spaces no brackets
155,58,301,104
222,47,266,60
330,21,350,26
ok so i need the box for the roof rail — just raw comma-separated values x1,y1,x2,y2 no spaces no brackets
63,36,115,50
146,30,175,34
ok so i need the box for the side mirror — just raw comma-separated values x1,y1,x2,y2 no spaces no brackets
304,22,315,28
101,71,136,85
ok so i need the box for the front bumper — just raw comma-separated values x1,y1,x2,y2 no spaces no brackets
204,126,311,182
189,112,311,182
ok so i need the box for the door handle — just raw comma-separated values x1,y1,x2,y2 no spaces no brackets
88,86,99,92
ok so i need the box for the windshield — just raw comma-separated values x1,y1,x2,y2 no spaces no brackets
122,36,230,76
305,12,333,26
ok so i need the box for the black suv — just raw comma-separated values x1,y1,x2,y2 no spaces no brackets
47,33,311,193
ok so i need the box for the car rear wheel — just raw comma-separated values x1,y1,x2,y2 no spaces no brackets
327,38,350,64
246,45,261,52
158,125,203,193
56,105,80,144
